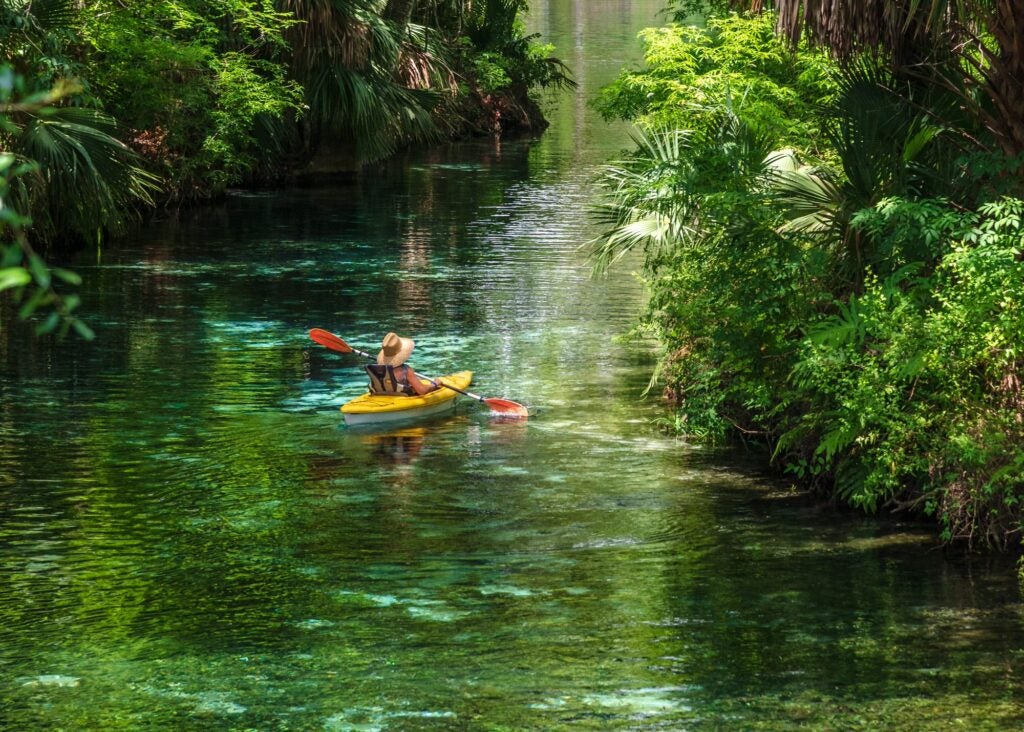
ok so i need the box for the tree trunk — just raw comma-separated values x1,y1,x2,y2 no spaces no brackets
383,0,418,30
986,0,1024,156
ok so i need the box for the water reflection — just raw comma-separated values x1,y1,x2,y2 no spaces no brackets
362,426,428,466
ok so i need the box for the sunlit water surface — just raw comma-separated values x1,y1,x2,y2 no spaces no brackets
2,1,1023,729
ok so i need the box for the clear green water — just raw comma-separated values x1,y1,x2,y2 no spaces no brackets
2,2,1024,729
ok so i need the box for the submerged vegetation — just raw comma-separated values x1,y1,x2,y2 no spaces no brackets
591,4,1024,550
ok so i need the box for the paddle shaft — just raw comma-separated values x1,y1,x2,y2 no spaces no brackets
308,328,528,416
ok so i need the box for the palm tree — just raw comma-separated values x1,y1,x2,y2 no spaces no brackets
278,0,447,164
772,0,1024,158
588,108,775,275
768,60,964,287
0,0,158,243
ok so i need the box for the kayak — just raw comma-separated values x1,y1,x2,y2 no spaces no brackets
340,371,473,426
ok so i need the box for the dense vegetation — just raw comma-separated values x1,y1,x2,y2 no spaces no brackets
0,0,569,335
591,4,1024,550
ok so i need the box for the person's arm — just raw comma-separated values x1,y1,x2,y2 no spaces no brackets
403,365,436,396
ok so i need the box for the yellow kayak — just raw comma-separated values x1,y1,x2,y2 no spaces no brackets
341,371,473,426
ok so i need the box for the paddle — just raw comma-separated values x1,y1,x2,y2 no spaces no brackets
309,328,530,418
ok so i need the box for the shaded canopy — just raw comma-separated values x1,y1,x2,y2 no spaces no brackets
770,0,1024,155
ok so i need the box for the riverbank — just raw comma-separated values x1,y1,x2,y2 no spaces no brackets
589,10,1024,554
2,1,571,233
1,1,572,341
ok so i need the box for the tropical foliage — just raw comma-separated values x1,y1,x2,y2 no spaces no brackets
1,0,158,241
597,13,835,149
82,1,303,198
4,0,566,212
591,11,1024,549
75,0,569,196
783,197,1024,548
0,71,92,338
1,0,566,336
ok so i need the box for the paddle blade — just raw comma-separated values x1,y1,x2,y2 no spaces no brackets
309,328,352,353
483,398,530,418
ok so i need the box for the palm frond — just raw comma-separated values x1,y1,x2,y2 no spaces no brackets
24,0,75,31
770,161,845,236
281,0,443,162
14,107,159,241
399,22,456,91
585,127,698,275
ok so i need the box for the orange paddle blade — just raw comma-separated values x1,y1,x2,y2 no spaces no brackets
483,398,530,417
309,328,352,353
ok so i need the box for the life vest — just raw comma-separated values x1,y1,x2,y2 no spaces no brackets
365,364,415,395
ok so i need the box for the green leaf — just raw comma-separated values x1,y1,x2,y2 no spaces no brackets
0,266,31,291
51,267,82,285
35,312,60,335
72,319,95,340
28,253,51,288
18,287,49,319
1,244,23,267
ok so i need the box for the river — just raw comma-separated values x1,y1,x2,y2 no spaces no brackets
2,1,1023,729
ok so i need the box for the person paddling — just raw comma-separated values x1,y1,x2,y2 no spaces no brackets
365,332,438,397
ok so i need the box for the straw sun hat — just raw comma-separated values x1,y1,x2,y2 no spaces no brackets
377,332,415,366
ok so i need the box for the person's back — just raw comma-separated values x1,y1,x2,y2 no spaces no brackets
365,363,415,395
366,332,437,397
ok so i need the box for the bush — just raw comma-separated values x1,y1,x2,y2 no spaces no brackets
783,198,1024,547
590,11,1024,549
596,13,836,155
